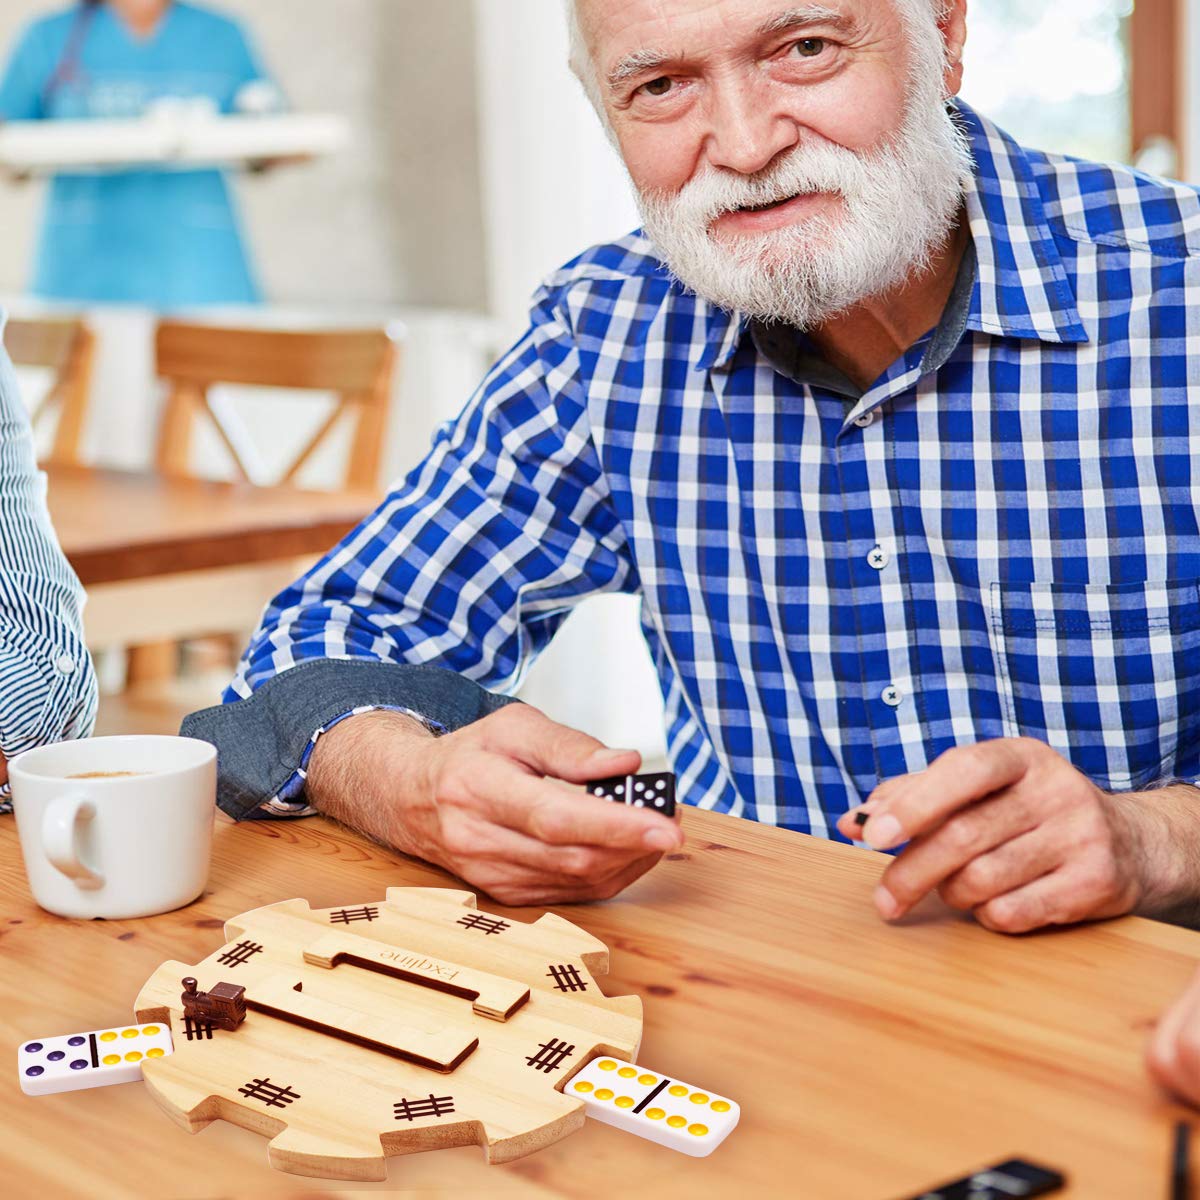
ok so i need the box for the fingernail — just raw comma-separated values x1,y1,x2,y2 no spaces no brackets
874,885,901,920
864,813,903,851
592,746,634,763
644,828,677,852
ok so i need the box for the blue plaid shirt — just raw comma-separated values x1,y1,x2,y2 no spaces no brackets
227,102,1200,838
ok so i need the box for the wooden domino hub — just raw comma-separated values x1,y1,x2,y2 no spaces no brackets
133,887,644,1181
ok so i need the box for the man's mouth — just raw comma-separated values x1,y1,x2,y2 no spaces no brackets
709,190,841,237
735,193,800,214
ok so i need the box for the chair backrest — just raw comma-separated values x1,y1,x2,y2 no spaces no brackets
3,316,96,466
153,321,401,490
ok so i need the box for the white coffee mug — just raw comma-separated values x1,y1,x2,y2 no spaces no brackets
11,735,217,919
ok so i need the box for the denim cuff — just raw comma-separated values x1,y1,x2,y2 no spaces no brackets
180,658,520,821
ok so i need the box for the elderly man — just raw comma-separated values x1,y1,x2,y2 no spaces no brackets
186,0,1200,931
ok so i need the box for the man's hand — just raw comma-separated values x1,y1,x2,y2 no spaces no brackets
305,704,683,906
834,738,1200,934
1148,966,1200,1107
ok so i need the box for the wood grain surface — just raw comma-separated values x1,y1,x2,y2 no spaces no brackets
4,805,1200,1199
45,465,375,585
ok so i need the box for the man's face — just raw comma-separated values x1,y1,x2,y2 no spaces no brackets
576,0,972,329
587,0,918,234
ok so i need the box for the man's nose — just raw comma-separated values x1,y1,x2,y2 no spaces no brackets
703,76,799,176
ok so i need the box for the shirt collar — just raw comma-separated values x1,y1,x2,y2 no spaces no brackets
955,100,1088,345
694,304,750,371
751,240,978,401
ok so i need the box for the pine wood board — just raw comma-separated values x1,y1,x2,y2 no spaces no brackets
133,888,642,1181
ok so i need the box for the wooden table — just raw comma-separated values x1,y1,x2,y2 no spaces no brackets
45,465,376,648
4,806,1200,1199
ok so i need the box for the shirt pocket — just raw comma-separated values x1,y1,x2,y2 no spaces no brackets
986,579,1200,792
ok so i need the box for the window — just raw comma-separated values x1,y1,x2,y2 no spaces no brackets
962,0,1134,163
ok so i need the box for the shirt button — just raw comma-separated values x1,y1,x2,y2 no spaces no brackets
54,655,76,675
867,546,890,570
853,411,876,428
881,684,903,708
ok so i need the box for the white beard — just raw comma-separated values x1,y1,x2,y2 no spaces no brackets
636,53,973,330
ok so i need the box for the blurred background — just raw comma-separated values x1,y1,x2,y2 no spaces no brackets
0,0,1191,760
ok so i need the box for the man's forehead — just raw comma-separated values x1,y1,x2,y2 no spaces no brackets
579,0,886,57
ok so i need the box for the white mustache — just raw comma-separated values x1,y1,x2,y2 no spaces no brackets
655,139,882,230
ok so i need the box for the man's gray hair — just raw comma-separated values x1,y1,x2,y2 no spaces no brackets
565,0,954,115
565,0,603,113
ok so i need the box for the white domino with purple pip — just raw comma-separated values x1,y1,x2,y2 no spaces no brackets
566,1055,739,1156
18,1022,174,1096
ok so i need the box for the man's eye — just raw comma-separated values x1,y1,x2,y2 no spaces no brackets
793,37,826,58
641,76,674,97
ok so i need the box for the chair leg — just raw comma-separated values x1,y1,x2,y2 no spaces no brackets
180,635,240,674
125,642,180,686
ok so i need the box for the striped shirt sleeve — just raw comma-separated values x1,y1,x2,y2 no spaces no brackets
0,320,98,771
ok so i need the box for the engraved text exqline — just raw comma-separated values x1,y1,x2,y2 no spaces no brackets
377,950,460,982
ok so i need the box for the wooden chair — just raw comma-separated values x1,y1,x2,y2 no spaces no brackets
154,321,400,488
127,321,401,683
4,316,96,465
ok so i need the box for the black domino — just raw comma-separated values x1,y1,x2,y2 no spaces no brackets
896,1158,1065,1199
586,771,676,817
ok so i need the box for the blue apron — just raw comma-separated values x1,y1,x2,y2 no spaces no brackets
0,2,269,307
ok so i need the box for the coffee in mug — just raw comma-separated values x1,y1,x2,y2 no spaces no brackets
67,771,149,779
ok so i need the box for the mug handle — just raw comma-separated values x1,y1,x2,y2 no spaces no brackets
41,794,104,888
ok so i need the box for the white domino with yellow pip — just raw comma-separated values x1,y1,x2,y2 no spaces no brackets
18,1022,174,1096
566,1056,739,1156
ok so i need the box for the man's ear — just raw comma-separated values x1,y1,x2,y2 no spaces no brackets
940,0,968,98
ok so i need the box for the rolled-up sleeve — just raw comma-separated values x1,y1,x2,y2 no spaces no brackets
200,282,633,817
0,321,97,763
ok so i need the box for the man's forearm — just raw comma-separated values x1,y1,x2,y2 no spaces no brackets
305,708,436,852
1119,783,1200,927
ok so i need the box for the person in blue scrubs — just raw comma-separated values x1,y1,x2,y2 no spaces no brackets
0,0,276,307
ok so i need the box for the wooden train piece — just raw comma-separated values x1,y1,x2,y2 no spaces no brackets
133,887,644,1181
180,978,246,1032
